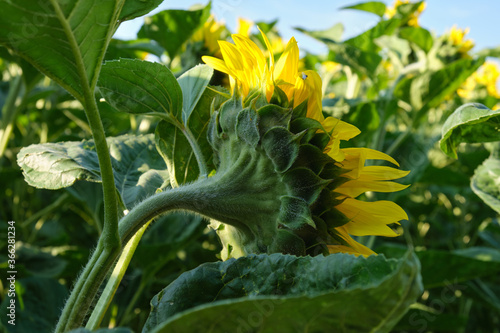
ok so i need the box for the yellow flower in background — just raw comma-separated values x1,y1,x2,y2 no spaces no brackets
322,61,341,73
458,61,500,99
476,62,500,98
449,25,475,54
191,15,226,57
203,31,409,257
385,0,426,27
237,17,253,37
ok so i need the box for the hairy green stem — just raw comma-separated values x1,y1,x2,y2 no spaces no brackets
0,75,23,159
51,0,123,330
86,220,152,330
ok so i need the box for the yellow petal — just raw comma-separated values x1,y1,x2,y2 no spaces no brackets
202,55,233,76
237,17,253,37
274,37,299,85
335,180,410,198
324,135,344,162
322,117,360,140
294,71,324,121
232,34,266,76
342,147,400,166
354,166,410,181
336,198,408,237
258,26,275,72
328,226,376,257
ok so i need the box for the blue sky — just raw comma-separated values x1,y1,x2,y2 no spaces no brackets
115,0,499,55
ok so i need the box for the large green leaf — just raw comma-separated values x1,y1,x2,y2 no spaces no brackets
329,44,382,78
399,26,433,53
293,23,344,44
0,0,122,101
395,58,484,122
143,252,422,333
119,0,163,21
471,154,500,214
177,65,214,124
17,134,169,208
105,39,165,61
98,59,182,119
344,19,401,52
137,3,211,60
440,103,500,159
341,1,387,17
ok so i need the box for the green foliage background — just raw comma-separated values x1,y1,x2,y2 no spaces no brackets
0,0,499,332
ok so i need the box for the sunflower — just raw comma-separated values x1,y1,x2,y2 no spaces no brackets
202,31,409,257
191,15,226,57
385,0,426,27
458,61,500,99
449,25,475,55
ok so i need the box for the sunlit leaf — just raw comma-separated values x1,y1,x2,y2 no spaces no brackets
143,252,422,333
137,3,211,60
395,58,485,122
399,26,433,52
293,23,344,43
440,103,500,159
0,0,121,101
98,59,182,119
120,0,164,21
177,64,214,124
105,39,165,60
341,1,387,17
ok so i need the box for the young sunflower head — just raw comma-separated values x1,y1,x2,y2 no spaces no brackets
201,31,409,258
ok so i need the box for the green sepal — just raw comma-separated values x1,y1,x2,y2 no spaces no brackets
257,104,293,136
293,144,333,175
235,108,260,148
283,168,331,204
269,229,307,255
291,99,309,119
313,190,351,229
262,127,300,172
278,195,316,230
218,97,242,134
290,117,325,145
269,84,290,108
207,110,223,156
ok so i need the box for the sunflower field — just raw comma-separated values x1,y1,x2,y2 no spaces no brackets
1,0,499,332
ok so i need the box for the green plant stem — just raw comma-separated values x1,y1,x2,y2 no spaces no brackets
0,75,23,159
86,220,152,330
51,0,122,330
